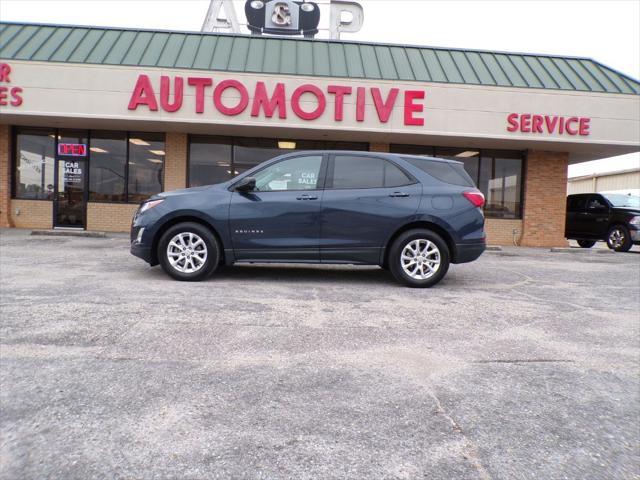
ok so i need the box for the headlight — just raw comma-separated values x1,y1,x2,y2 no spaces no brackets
630,216,640,226
139,199,164,214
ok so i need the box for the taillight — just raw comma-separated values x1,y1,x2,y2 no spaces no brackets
463,190,485,208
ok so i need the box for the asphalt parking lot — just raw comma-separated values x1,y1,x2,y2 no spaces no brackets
1,229,639,480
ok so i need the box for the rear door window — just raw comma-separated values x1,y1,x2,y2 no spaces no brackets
331,155,413,189
404,157,475,187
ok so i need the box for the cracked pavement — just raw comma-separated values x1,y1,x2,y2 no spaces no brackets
1,229,639,479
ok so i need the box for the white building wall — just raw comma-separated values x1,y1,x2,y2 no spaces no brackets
568,170,640,194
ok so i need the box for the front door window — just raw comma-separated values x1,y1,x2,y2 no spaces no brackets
55,158,86,228
54,130,88,228
253,155,323,191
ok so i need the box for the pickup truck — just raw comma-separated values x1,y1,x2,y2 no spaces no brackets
565,193,640,252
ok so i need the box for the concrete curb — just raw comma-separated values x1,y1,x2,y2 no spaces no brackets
550,247,614,254
486,246,503,251
31,230,107,238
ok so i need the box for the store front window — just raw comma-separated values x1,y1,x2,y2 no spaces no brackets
89,131,127,202
484,150,523,219
128,133,165,203
189,136,233,187
390,144,524,218
14,128,165,204
188,136,367,187
14,128,55,200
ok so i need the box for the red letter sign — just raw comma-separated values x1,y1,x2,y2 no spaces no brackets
291,84,326,120
404,90,425,126
128,75,158,111
188,77,213,114
213,80,249,116
160,76,183,112
327,85,352,121
251,82,287,119
371,87,399,123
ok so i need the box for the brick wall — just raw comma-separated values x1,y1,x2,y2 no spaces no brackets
87,202,138,232
520,150,569,247
0,124,12,227
10,199,52,229
164,132,187,191
485,219,523,246
369,143,390,152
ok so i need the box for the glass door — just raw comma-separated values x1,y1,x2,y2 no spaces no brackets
54,130,88,229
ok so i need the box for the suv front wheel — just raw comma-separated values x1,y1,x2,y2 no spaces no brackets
388,229,450,288
158,222,220,281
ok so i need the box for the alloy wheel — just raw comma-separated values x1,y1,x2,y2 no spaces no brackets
609,228,625,249
401,239,441,280
166,232,208,273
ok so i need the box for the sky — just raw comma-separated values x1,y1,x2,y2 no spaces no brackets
1,0,639,177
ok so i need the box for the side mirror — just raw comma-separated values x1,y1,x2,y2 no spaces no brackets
235,177,256,192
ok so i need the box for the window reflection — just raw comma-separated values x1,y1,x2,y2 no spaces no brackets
14,129,55,200
189,136,233,187
128,133,165,203
390,144,523,218
187,136,368,188
483,151,522,218
89,131,126,202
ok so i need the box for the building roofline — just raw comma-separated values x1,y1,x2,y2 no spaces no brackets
2,20,638,94
568,167,640,182
1,19,638,84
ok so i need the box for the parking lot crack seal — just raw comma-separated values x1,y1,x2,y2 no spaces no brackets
472,359,575,364
427,390,493,480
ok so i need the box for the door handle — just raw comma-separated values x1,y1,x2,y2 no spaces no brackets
296,194,318,200
389,192,409,198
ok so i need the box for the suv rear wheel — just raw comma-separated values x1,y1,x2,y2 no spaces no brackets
388,229,450,288
158,222,220,281
606,225,633,252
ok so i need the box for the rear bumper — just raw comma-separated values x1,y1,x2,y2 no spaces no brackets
453,241,486,264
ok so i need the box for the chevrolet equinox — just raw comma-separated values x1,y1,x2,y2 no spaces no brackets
130,151,486,287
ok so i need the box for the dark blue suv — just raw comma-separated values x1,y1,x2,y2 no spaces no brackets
131,151,486,287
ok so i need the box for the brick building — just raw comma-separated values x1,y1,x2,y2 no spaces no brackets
1,22,639,246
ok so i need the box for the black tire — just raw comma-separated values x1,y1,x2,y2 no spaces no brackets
158,222,220,281
388,229,450,288
606,225,633,252
577,240,596,248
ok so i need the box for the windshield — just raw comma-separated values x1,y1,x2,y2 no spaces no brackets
602,194,640,208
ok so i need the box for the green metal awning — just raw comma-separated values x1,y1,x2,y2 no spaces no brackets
1,21,638,95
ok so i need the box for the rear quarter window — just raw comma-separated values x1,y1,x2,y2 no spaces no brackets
404,157,475,187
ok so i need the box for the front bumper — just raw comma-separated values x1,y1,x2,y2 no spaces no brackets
130,224,155,264
131,241,153,264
